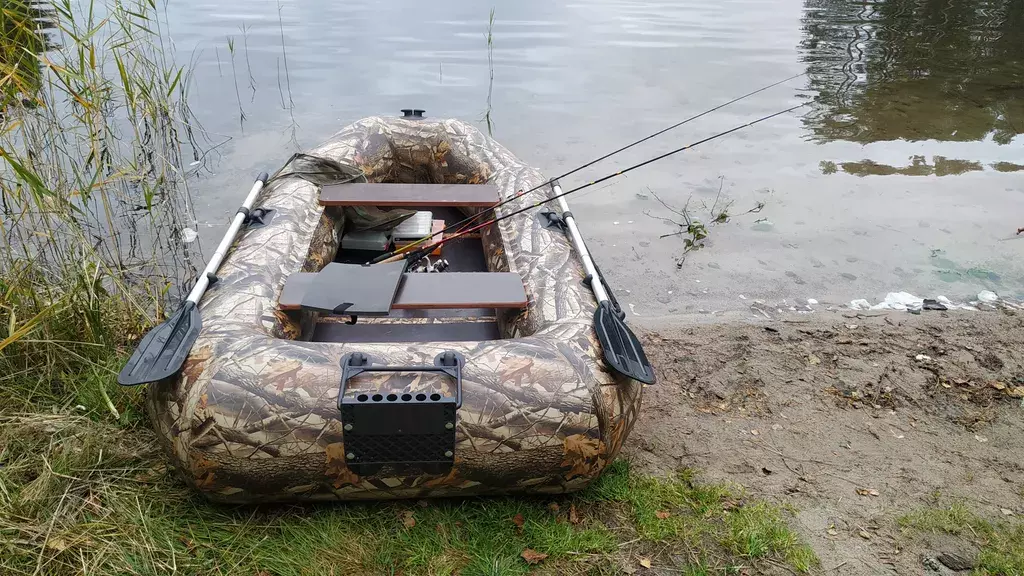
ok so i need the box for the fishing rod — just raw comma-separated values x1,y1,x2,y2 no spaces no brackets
384,101,810,265
369,72,806,264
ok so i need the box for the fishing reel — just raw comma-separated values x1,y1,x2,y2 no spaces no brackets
408,257,450,274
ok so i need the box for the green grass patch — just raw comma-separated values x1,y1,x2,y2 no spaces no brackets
899,502,1024,575
584,460,817,573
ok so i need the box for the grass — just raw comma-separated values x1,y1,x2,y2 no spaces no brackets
1,0,198,410
899,502,1024,575
0,410,818,575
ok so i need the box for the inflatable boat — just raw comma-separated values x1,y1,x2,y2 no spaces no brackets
130,114,650,502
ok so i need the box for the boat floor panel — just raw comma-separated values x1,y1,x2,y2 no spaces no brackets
312,320,500,343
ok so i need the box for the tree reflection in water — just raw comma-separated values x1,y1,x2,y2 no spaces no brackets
800,0,1024,144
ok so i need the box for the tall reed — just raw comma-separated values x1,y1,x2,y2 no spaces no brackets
0,0,198,413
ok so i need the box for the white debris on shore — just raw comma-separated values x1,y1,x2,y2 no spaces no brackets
847,290,1020,312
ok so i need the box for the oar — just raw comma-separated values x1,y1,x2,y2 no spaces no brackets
118,173,269,386
553,185,655,384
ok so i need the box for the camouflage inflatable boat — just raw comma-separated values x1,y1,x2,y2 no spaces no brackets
145,115,645,502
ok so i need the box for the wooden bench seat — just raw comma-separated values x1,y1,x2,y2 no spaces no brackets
319,183,499,207
279,271,527,311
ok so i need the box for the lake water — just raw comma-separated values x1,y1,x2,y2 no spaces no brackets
166,0,1023,318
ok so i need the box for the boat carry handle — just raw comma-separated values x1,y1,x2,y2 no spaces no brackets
338,351,464,409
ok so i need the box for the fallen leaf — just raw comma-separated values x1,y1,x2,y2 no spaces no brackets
402,511,416,529
512,513,525,532
989,381,1007,391
548,502,560,512
655,510,671,519
869,489,880,496
750,429,760,436
858,529,871,540
1001,508,1015,516
46,537,68,552
915,354,932,362
771,423,783,430
826,528,838,536
639,557,652,569
1007,387,1024,399
856,488,871,496
807,354,821,366
569,503,580,525
975,435,988,443
521,549,548,564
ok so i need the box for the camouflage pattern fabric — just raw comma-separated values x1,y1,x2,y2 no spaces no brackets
147,117,644,502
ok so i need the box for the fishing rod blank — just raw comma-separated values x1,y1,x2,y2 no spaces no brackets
383,101,810,265
370,73,807,263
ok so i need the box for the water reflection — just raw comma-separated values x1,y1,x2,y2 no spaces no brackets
800,0,1024,144
0,0,53,110
820,157,1024,176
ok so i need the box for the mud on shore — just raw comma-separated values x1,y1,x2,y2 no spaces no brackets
631,309,1024,575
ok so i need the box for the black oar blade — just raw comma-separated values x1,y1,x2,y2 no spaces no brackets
594,301,656,385
118,301,202,386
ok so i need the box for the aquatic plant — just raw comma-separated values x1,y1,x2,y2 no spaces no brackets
0,0,198,411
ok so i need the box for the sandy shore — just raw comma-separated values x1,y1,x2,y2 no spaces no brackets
630,308,1024,575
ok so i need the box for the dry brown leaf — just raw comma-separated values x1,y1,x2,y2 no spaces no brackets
638,557,652,569
858,529,872,540
807,354,821,366
1007,387,1024,399
655,510,671,519
402,511,416,529
569,503,580,525
855,488,871,496
868,489,880,497
512,513,525,531
521,549,548,564
989,381,1007,390
548,502,560,512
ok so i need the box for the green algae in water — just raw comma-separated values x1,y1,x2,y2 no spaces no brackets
931,257,1002,285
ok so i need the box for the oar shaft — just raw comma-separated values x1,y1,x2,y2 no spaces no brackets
554,186,609,304
186,174,269,303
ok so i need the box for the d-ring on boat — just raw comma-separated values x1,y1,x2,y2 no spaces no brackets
120,111,654,502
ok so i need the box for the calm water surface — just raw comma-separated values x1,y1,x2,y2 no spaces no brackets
167,0,1024,317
